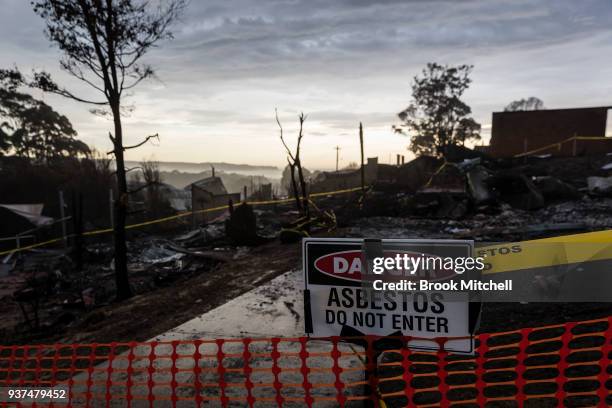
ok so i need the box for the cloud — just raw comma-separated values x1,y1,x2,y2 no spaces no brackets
0,0,611,166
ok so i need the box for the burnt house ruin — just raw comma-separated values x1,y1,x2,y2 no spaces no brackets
189,176,240,225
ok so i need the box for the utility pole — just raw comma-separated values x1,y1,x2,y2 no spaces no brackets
334,145,341,171
359,123,365,195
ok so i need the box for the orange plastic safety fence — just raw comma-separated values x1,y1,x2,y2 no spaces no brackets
0,317,610,407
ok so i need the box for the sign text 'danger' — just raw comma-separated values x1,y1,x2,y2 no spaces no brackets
313,250,462,282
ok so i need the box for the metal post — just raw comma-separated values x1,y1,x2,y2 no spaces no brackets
109,189,114,229
72,191,83,271
59,190,67,248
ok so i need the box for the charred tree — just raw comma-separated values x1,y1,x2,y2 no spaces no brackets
286,159,301,212
2,0,185,300
276,109,309,217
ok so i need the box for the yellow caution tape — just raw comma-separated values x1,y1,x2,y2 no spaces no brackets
0,237,64,255
0,186,364,256
9,180,609,276
514,135,610,158
479,229,612,275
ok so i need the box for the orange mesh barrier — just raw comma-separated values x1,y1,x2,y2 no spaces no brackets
0,317,611,407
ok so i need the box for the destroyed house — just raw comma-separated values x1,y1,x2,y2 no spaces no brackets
487,106,612,158
128,181,191,212
188,176,240,224
157,183,191,212
310,157,379,193
0,204,54,251
249,183,273,201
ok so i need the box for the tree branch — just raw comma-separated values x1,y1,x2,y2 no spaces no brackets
123,133,159,150
108,133,159,154
276,108,295,162
60,59,107,94
296,112,307,158
124,166,143,173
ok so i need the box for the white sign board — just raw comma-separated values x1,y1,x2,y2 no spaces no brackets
303,238,477,353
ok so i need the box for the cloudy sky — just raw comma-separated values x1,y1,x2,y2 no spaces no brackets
1,0,612,169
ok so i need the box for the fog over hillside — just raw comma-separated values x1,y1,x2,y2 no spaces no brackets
125,161,281,179
125,161,330,194
159,169,278,194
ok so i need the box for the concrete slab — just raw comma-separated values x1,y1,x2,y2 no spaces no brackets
69,269,365,407
151,269,305,341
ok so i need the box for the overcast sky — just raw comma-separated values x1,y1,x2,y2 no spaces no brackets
1,0,612,169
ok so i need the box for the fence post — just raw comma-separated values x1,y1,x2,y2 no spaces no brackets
59,190,67,248
109,189,114,229
72,191,84,271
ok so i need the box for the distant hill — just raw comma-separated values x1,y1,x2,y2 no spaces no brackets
125,160,280,177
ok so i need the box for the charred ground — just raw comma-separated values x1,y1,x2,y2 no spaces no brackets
2,154,612,345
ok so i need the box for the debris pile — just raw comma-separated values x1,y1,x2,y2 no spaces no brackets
360,154,612,225
0,222,239,343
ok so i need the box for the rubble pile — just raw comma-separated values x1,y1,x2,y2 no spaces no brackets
357,154,612,232
0,220,243,343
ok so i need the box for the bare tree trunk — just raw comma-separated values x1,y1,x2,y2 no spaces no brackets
111,102,132,300
295,158,309,220
288,162,301,211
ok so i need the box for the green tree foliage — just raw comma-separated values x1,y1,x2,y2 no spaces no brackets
0,75,89,160
394,63,481,156
504,97,545,111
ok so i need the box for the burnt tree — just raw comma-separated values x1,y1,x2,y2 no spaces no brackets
5,0,185,299
276,109,309,219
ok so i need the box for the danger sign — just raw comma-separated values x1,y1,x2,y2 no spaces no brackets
303,238,479,353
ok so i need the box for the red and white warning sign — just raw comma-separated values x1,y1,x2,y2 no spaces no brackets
303,238,478,353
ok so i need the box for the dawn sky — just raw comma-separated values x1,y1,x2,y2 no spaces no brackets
1,0,611,169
